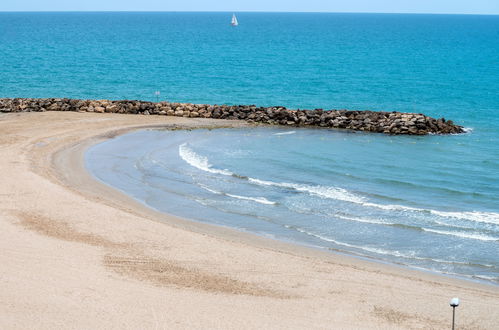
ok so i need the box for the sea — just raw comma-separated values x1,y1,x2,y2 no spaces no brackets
1,12,498,284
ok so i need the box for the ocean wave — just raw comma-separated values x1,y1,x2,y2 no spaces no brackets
273,131,296,136
361,202,419,212
198,184,276,205
293,227,427,259
472,274,499,283
198,183,219,194
249,179,499,226
334,214,425,231
334,214,395,226
248,178,365,204
331,213,498,239
179,143,499,226
292,227,498,268
178,146,366,205
226,193,276,205
422,228,499,242
429,210,499,225
361,202,499,226
179,143,233,176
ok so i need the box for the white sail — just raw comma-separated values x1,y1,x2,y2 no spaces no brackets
231,14,238,26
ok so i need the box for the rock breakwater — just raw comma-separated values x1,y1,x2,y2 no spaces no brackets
0,98,464,135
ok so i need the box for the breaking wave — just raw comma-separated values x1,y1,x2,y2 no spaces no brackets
198,184,276,205
273,131,296,136
422,228,498,242
179,143,233,176
226,193,277,205
179,143,499,226
247,178,366,204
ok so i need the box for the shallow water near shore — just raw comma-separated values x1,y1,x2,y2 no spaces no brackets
86,126,499,284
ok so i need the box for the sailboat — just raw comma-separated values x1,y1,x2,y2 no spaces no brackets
231,13,239,26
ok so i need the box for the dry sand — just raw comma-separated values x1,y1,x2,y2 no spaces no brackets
0,111,498,329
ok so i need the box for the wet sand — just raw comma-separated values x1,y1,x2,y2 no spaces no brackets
1,111,498,329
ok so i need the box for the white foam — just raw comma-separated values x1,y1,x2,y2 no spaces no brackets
198,184,220,195
334,214,395,226
294,227,355,246
422,228,499,242
180,143,499,227
273,131,296,136
361,202,420,212
249,178,499,226
248,178,365,204
362,202,499,226
179,143,233,176
226,193,276,205
198,184,276,205
430,210,499,225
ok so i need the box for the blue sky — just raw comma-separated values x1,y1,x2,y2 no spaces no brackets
1,0,498,15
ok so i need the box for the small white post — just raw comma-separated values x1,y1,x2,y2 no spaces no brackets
450,297,459,330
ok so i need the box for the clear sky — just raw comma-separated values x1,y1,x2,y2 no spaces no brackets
1,0,498,15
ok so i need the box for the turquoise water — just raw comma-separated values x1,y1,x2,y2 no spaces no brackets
1,13,498,121
1,12,498,283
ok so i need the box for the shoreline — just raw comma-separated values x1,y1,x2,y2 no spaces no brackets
48,114,499,289
1,112,497,329
82,125,497,288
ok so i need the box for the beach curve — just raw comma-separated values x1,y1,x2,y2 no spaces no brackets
0,111,498,329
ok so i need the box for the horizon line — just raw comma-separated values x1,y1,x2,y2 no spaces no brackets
0,10,498,16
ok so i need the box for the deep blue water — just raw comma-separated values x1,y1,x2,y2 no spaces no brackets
1,12,498,283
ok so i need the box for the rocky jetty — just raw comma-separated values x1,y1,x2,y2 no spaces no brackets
0,98,464,135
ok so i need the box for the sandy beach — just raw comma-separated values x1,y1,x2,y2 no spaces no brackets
1,111,498,329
